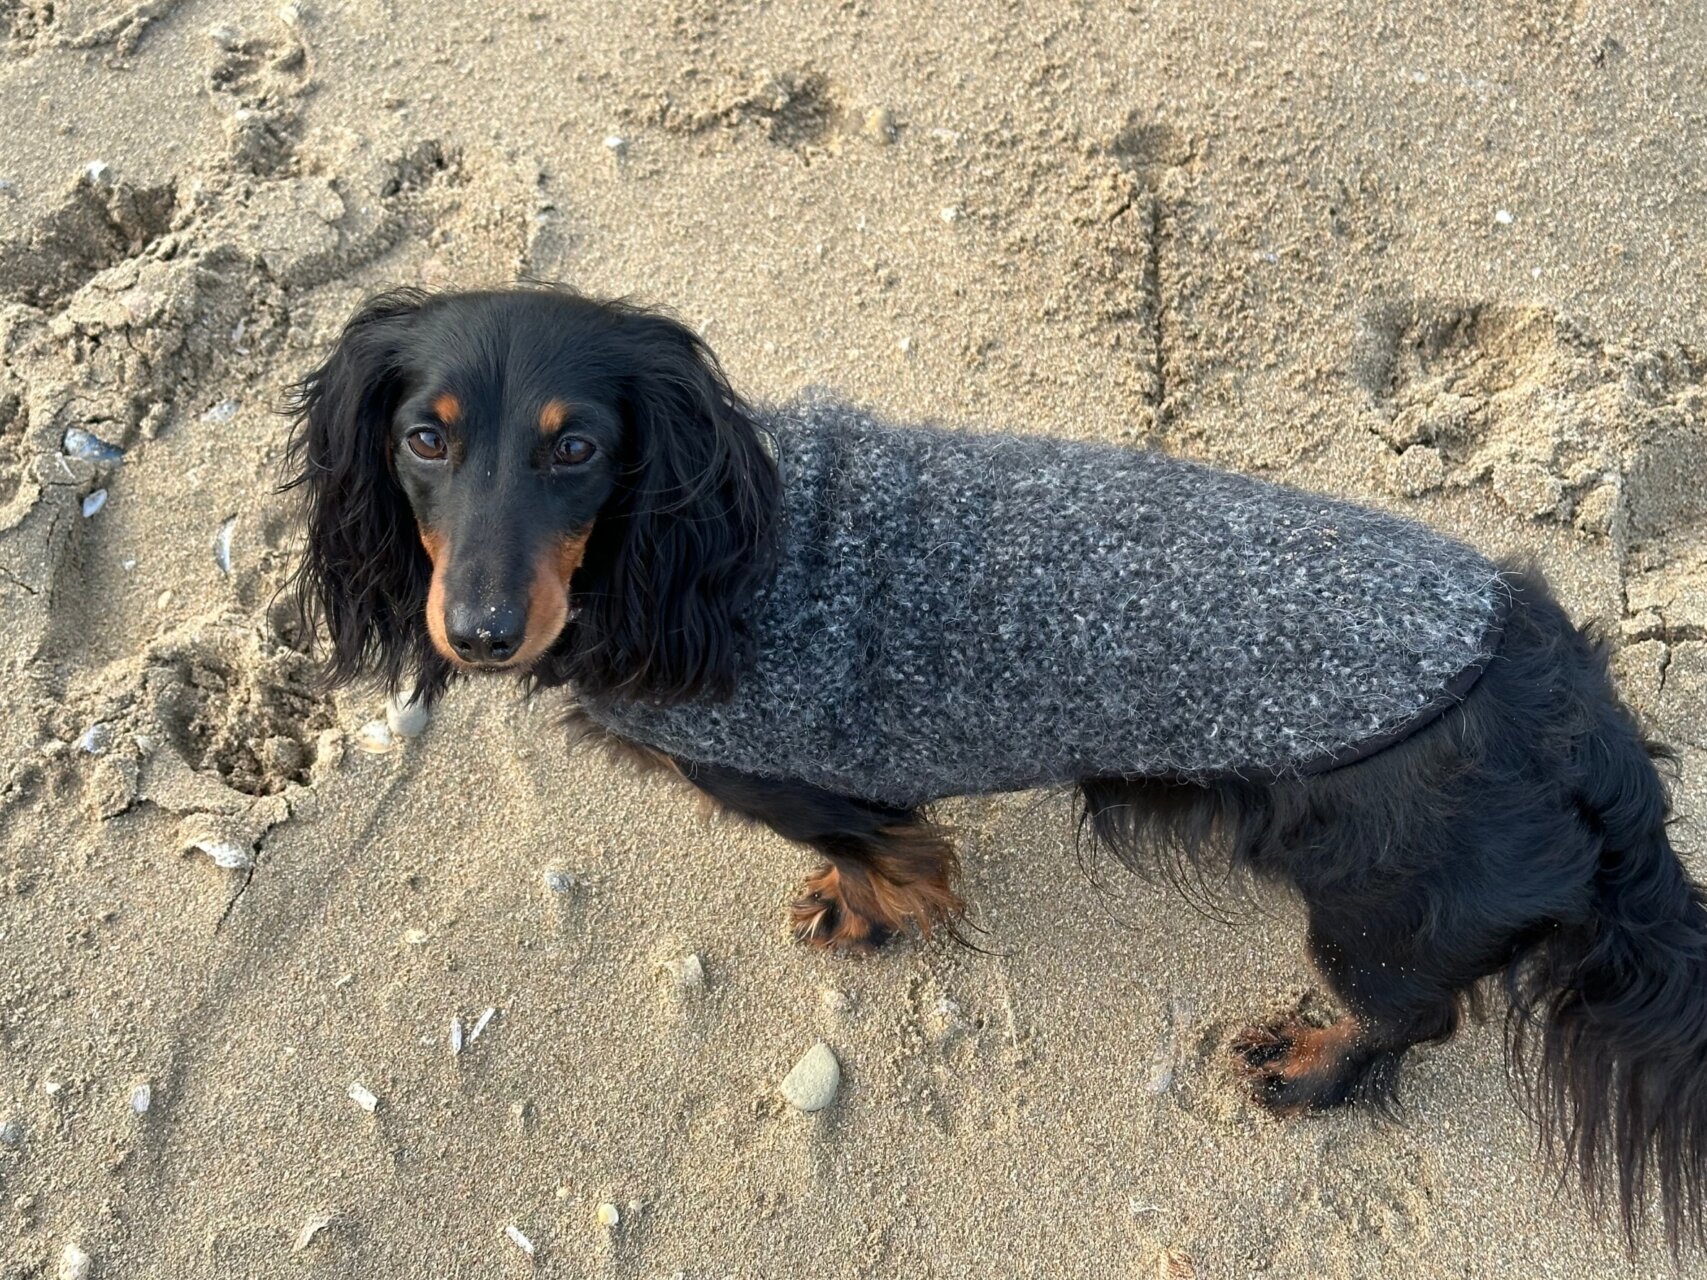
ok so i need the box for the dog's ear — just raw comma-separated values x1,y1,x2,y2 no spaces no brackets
568,309,779,703
282,289,446,698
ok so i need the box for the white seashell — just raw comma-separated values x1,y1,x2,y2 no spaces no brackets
84,159,111,184
77,723,111,754
213,517,236,576
469,1006,496,1042
63,427,124,463
81,488,107,518
200,399,240,424
58,1244,92,1280
354,719,396,754
603,135,626,153
665,953,705,991
1494,208,1514,225
129,1081,151,1114
385,692,432,738
939,205,962,223
596,1202,620,1228
504,1224,535,1255
779,1041,841,1113
346,1082,378,1113
449,1016,464,1055
188,838,253,870
294,1214,332,1252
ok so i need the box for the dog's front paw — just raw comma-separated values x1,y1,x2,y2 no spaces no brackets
789,866,894,954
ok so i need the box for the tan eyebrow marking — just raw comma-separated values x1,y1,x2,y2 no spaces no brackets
538,398,569,434
432,392,461,424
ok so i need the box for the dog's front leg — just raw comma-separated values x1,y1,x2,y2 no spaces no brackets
675,761,963,953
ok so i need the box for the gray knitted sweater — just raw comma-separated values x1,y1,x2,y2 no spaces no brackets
580,397,1509,809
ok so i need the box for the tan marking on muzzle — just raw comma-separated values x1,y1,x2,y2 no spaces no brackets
509,523,595,668
420,527,459,664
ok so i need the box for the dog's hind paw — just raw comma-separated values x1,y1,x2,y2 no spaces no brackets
1232,1015,1366,1115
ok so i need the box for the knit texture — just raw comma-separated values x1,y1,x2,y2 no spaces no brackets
579,397,1510,809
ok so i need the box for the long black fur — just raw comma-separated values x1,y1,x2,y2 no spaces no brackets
1082,572,1707,1252
537,302,779,703
282,288,450,698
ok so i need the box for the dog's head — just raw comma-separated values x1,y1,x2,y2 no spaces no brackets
283,287,778,704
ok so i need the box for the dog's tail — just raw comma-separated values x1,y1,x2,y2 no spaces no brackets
1511,684,1707,1253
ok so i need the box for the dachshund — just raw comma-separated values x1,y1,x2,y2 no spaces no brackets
285,285,1707,1253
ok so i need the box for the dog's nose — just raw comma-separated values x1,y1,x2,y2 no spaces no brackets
445,601,526,665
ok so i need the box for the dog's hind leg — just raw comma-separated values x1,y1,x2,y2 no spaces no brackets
675,760,964,953
1233,795,1577,1116
1232,887,1483,1114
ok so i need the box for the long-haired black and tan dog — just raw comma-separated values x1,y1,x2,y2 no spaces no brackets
286,285,1707,1251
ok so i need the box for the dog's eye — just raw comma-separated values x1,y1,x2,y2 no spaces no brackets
406,427,448,461
553,435,596,467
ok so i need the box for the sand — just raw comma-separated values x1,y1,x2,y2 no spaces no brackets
2,1,1706,1276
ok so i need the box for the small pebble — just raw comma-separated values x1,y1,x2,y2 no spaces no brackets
200,399,240,424
62,428,124,463
129,1081,152,1115
470,1006,496,1042
939,205,962,224
346,1082,379,1113
505,1224,535,1255
450,1016,464,1055
77,724,112,755
294,1214,333,1252
84,159,111,184
385,692,432,738
542,867,579,893
596,1202,620,1228
82,489,107,518
603,134,627,154
0,1116,23,1148
155,590,173,611
1494,209,1514,225
58,1245,92,1280
779,1041,841,1113
402,928,429,946
43,1080,62,1096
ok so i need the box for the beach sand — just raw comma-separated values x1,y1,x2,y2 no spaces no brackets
2,1,1706,1275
